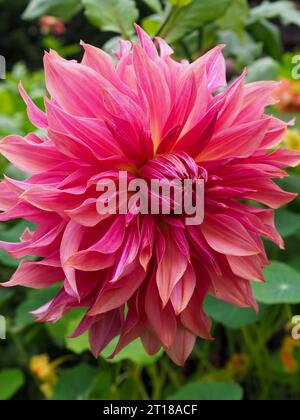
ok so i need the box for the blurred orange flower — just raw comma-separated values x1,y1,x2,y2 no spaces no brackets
274,79,300,113
226,354,249,376
29,354,58,398
280,337,299,374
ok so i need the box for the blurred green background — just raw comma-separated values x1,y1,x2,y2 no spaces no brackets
1,0,300,401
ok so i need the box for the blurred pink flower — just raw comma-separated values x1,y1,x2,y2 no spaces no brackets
39,16,66,36
1,25,300,365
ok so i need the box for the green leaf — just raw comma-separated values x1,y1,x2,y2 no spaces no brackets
4,164,28,181
275,209,300,238
46,307,86,349
142,0,163,13
204,295,267,329
65,309,90,354
42,36,81,59
52,364,98,400
289,257,300,272
217,0,249,37
168,381,244,400
0,115,23,137
281,173,300,194
169,0,193,7
253,262,300,304
46,319,68,347
82,0,139,36
101,338,163,365
250,1,300,27
0,289,13,305
0,221,37,268
248,19,282,61
246,57,279,82
0,369,25,400
164,0,232,43
0,249,21,268
66,334,90,354
218,30,262,66
22,0,82,21
142,15,163,36
87,369,113,399
0,220,36,243
15,285,61,329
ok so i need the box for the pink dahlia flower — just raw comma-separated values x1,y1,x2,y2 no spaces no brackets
1,26,300,366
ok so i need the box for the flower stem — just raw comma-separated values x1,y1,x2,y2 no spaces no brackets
132,364,149,400
147,364,165,400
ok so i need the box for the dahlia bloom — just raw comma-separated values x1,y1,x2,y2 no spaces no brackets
1,26,300,366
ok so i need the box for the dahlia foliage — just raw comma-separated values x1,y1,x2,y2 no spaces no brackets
1,26,300,365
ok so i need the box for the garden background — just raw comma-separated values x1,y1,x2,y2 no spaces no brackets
1,0,300,401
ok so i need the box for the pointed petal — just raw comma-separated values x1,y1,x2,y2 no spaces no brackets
166,323,196,366
190,45,227,93
156,232,188,307
18,82,48,129
89,310,122,358
0,135,64,174
145,274,177,348
227,255,265,282
2,258,63,289
44,51,109,118
88,264,146,315
133,43,171,147
199,119,270,161
135,24,158,59
201,214,261,256
60,221,86,298
170,264,196,315
156,37,174,58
